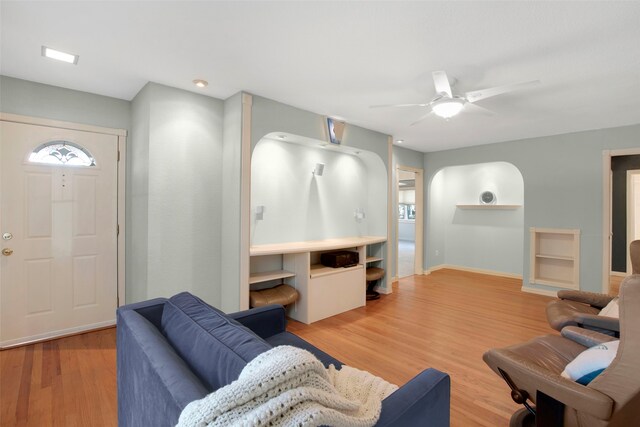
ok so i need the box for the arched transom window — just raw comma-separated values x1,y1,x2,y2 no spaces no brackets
29,140,96,167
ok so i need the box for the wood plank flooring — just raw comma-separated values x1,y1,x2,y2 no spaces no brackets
1,269,554,426
0,328,117,427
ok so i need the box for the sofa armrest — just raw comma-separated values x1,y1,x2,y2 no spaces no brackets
561,326,617,347
117,309,208,427
558,290,613,308
227,304,286,339
376,369,450,427
574,313,620,334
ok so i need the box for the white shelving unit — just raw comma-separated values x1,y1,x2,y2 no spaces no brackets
530,228,580,289
249,236,386,323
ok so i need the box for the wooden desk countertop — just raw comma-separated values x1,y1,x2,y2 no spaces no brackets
250,236,386,256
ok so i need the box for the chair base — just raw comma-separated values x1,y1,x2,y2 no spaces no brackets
510,408,535,427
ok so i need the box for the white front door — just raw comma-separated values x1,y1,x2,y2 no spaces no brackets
1,121,118,347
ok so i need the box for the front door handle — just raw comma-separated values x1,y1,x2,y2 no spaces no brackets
1,248,13,256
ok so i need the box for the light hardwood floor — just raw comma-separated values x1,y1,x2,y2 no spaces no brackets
1,269,554,426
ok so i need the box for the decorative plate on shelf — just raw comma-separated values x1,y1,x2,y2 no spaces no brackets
480,191,496,205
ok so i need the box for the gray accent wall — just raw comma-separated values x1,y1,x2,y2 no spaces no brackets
129,82,224,304
424,124,640,293
0,76,130,130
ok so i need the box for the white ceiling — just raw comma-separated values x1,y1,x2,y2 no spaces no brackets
2,1,640,152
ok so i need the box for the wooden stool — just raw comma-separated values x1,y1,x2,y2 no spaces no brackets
249,284,299,308
365,267,385,301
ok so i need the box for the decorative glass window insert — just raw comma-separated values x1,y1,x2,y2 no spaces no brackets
29,141,95,166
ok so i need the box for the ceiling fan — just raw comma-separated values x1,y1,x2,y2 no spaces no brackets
371,71,540,125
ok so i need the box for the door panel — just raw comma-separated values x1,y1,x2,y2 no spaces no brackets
1,120,118,347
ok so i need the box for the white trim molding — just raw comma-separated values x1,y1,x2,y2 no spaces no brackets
0,112,127,137
521,286,558,298
0,320,115,349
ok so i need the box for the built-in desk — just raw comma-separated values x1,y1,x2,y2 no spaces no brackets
249,236,386,324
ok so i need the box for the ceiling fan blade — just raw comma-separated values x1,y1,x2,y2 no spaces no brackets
410,110,434,126
463,102,494,116
432,71,452,97
369,103,429,108
465,80,540,103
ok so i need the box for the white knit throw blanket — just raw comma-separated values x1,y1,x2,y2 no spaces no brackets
177,345,398,427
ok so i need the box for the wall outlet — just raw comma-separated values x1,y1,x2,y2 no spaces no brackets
435,249,440,256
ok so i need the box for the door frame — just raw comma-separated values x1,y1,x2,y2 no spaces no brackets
395,165,424,278
626,169,640,274
0,113,127,315
602,148,640,293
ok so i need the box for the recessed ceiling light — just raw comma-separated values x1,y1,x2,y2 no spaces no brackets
396,139,404,144
41,46,78,64
193,79,208,88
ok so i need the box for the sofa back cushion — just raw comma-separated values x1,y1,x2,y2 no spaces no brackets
161,292,272,391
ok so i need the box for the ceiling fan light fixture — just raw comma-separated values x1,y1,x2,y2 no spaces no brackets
431,98,465,118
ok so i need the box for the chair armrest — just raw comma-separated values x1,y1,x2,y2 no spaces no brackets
561,326,617,347
117,309,208,426
574,313,620,333
376,369,450,427
227,304,286,339
484,349,613,420
558,290,613,308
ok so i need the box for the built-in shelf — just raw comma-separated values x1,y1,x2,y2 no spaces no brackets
249,269,296,285
250,236,386,256
309,263,363,279
535,254,574,261
456,204,522,210
249,236,386,324
530,227,580,289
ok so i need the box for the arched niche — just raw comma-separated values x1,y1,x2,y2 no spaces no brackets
429,161,525,276
251,132,387,245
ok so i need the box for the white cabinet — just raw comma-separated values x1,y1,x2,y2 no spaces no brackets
530,228,580,289
249,236,385,324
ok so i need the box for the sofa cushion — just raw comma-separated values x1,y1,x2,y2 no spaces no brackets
161,292,272,391
265,331,343,369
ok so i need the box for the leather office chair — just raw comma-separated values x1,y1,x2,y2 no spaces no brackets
484,275,640,427
545,240,640,335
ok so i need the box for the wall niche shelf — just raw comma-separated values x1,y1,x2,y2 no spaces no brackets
456,204,522,210
249,236,386,324
249,269,295,285
530,227,580,290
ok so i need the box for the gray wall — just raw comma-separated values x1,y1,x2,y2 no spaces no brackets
424,124,640,293
129,82,224,304
0,76,130,130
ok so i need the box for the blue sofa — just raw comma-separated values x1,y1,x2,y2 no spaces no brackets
117,292,450,426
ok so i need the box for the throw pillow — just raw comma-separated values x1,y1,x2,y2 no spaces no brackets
561,340,619,385
598,297,619,318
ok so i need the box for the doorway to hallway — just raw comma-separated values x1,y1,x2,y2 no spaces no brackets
396,166,423,279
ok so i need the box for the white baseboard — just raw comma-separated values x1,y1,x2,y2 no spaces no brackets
424,264,523,280
610,271,627,277
375,285,392,295
0,319,116,349
521,286,558,297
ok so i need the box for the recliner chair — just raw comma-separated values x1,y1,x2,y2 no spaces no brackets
545,240,640,335
484,275,640,427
